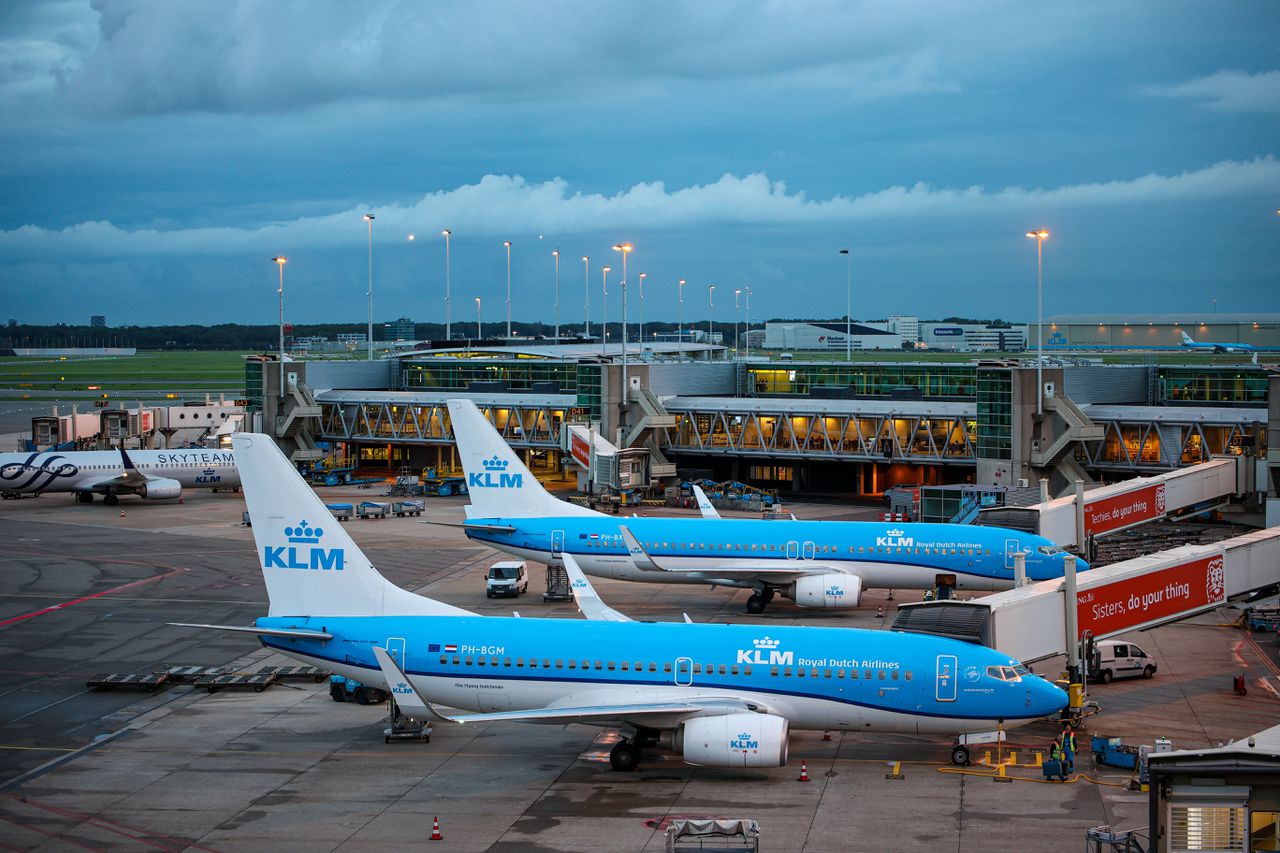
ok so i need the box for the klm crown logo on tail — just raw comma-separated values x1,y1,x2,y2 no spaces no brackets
468,455,524,490
263,520,345,571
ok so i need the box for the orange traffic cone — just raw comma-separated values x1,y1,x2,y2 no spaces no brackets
877,604,884,618
119,508,126,518
822,731,832,742
798,761,810,782
430,816,442,841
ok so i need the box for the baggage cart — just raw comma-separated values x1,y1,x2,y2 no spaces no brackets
392,500,425,517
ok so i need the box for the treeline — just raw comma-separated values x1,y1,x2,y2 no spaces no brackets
1,319,760,351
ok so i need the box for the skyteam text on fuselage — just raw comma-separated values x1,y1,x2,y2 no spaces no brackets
0,448,239,505
444,399,1086,613
176,431,1066,772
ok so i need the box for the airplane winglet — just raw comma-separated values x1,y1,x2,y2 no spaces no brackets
691,484,722,520
562,553,632,622
371,646,455,723
617,525,666,572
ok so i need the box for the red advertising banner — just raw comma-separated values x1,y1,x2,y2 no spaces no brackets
1075,554,1226,638
1083,483,1167,536
570,432,591,469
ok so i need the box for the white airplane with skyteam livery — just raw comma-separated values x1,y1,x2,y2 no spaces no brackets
173,432,1067,771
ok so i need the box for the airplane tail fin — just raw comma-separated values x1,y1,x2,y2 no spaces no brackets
446,399,600,519
1180,331,1195,345
232,433,475,619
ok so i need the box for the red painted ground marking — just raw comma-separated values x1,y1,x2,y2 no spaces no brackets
0,813,104,852
0,568,183,629
3,794,223,853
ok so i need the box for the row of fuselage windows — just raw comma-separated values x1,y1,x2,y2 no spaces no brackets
80,463,219,470
437,655,912,682
583,540,993,557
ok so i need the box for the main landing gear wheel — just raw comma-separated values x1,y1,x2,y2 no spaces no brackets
75,492,94,504
103,493,119,506
609,739,642,772
950,745,971,766
746,594,767,614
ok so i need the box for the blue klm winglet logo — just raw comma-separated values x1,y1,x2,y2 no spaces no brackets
392,680,414,696
263,520,345,571
468,455,524,489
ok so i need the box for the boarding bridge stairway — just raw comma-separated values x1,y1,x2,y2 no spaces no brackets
1030,394,1103,493
276,381,325,464
623,388,677,480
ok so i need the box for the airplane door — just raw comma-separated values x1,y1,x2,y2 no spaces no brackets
935,654,957,702
1004,538,1021,569
385,637,407,668
802,541,816,560
785,540,800,560
551,529,565,558
674,657,693,687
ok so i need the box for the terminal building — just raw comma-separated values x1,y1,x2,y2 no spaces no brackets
763,319,1028,352
246,339,1275,525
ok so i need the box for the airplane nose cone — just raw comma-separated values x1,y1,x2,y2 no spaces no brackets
1035,678,1069,717
1069,555,1090,572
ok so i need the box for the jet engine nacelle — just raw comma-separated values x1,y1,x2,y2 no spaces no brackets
677,713,789,768
790,573,863,609
138,477,182,500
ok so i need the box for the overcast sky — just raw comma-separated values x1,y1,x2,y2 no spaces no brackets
2,1,1278,328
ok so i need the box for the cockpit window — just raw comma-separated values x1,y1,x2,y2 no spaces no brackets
986,665,1023,682
1037,544,1064,555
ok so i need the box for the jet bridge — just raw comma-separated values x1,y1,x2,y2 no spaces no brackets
981,457,1246,548
893,526,1280,665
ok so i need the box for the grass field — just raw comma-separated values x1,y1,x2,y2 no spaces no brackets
0,351,249,396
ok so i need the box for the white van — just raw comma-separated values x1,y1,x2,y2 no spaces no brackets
1089,640,1158,683
486,561,529,598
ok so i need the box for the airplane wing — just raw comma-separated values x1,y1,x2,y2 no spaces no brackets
691,485,722,519
72,448,155,494
617,525,845,578
372,647,748,726
562,553,632,622
168,622,335,640
423,520,519,533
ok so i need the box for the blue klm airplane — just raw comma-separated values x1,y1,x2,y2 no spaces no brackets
174,432,1066,771
445,399,1086,614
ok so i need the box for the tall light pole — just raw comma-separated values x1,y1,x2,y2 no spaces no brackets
735,289,742,358
475,297,482,339
582,256,591,339
744,286,752,360
442,229,452,342
678,279,686,358
638,272,646,350
364,213,375,360
503,240,512,339
552,248,560,342
708,284,716,354
620,275,629,430
612,243,632,350
838,248,851,362
272,256,286,395
1026,228,1050,417
601,265,611,356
